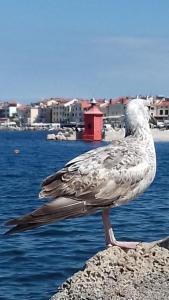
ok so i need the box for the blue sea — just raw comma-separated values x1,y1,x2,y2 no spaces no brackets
0,131,169,300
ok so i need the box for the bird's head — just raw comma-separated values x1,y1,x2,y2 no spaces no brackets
125,97,157,136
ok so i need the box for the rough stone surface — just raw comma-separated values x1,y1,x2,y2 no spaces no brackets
50,238,169,300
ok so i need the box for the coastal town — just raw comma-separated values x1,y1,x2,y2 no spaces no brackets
1,95,169,132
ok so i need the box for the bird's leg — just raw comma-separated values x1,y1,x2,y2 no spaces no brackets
102,208,116,245
102,208,139,249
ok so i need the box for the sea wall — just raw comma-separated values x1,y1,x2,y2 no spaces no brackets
50,238,169,300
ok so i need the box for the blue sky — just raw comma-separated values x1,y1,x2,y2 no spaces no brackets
1,0,169,102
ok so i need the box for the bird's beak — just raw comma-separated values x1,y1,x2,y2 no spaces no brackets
149,115,157,126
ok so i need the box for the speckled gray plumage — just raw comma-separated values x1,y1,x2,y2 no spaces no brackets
40,137,155,208
40,99,156,208
5,98,156,234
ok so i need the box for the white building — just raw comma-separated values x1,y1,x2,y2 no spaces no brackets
9,104,17,117
151,100,169,121
52,102,68,123
52,98,82,124
30,106,52,125
69,100,84,123
99,98,127,127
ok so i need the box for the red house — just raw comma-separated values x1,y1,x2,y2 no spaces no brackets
83,99,103,141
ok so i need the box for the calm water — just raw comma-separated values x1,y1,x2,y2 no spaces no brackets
0,131,169,300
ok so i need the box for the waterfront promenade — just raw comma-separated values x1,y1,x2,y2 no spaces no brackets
47,127,169,142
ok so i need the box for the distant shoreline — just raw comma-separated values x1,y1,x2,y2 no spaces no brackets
1,127,169,142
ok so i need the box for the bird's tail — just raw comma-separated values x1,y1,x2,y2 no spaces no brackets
5,197,90,235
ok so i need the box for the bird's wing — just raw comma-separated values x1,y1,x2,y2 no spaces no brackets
39,144,111,200
5,139,150,235
39,139,149,207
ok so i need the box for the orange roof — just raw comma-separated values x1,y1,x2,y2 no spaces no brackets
84,104,103,115
109,97,128,105
80,100,91,109
154,101,169,107
96,98,106,104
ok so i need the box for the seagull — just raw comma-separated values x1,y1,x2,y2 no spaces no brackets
5,98,157,249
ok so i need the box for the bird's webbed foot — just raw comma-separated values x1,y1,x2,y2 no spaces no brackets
107,240,140,249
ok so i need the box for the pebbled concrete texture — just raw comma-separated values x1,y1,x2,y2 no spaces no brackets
50,238,169,300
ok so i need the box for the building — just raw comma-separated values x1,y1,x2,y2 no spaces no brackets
8,102,17,117
52,100,70,124
0,101,17,119
83,99,103,141
100,98,128,127
29,106,52,125
0,102,8,120
150,99,169,121
69,100,91,124
51,98,87,124
0,101,18,125
17,105,30,126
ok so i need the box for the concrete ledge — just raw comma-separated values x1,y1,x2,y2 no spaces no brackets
50,237,169,300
